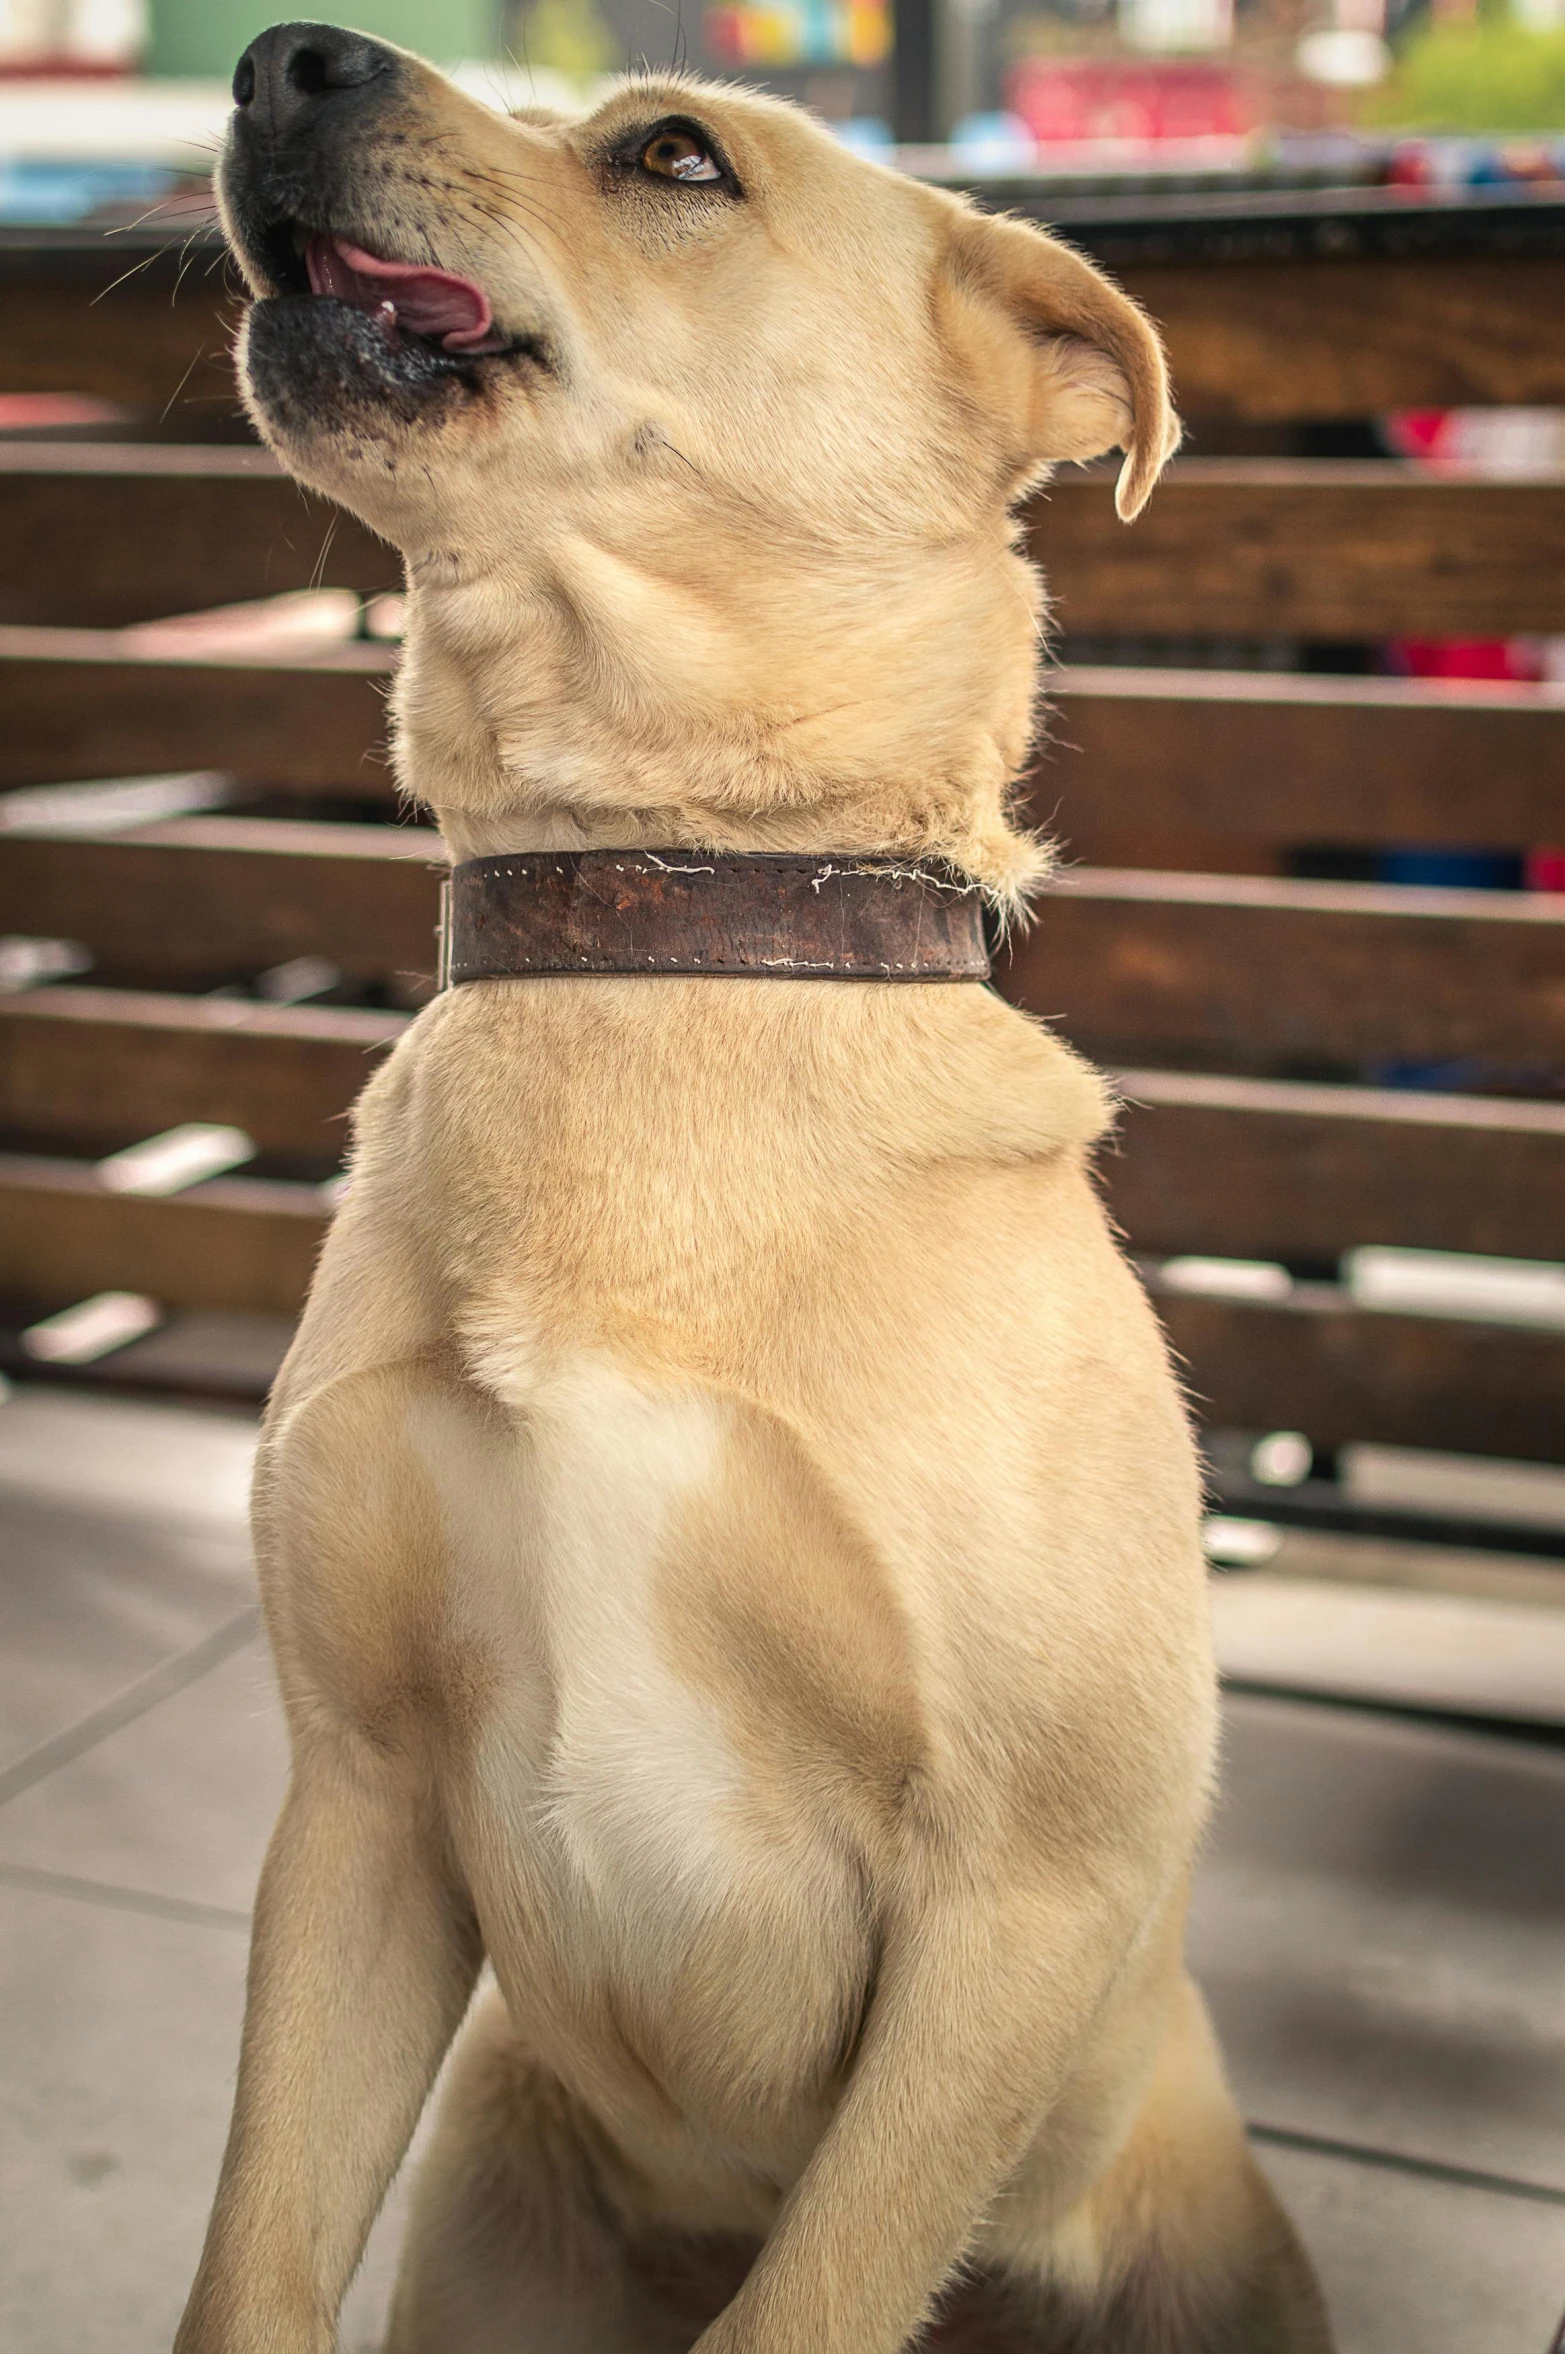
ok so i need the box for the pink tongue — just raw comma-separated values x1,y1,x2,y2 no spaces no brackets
305,234,506,353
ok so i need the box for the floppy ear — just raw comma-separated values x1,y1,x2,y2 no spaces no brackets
941,206,1180,520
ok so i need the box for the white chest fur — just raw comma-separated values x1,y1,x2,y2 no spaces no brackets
403,1360,825,1982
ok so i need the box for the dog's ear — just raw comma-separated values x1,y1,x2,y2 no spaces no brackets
940,207,1179,520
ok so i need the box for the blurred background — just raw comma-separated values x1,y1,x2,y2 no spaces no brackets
1,9,1564,2354
2,0,1565,211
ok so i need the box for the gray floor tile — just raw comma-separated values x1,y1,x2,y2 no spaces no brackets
0,1878,247,2354
0,1637,288,1915
0,1874,418,2354
0,1389,258,1767
1259,2140,1565,2354
7,1387,1565,2346
0,1387,258,1527
1193,1695,1565,2192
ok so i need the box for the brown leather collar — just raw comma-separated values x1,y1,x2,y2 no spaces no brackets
441,851,991,985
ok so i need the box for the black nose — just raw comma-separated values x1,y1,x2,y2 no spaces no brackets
232,21,394,138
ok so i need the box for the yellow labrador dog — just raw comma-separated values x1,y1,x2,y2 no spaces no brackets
179,23,1334,2354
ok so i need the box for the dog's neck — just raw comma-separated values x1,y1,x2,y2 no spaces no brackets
390,532,1052,907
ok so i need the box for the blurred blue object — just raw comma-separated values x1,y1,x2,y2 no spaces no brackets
0,161,178,226
1370,1058,1493,1092
830,118,895,160
1378,848,1525,889
949,113,1037,172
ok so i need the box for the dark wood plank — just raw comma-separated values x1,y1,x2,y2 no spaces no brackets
13,641,1560,846
0,818,443,992
1149,1282,1565,1463
13,840,1559,1073
1103,1071,1565,1264
6,449,1562,639
1032,463,1565,639
0,627,394,794
5,649,1560,846
0,1151,327,1316
1000,869,1565,1074
0,240,238,415
1116,256,1565,420
0,987,406,1163
0,446,398,626
1037,667,1565,849
10,232,1565,421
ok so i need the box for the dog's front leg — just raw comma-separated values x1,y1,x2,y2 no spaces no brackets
175,1730,482,2354
692,1878,1132,2354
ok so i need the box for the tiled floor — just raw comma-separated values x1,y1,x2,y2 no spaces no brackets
2,1385,1562,2354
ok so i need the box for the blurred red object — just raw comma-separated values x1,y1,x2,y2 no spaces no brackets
1006,58,1253,143
1386,637,1543,681
0,393,125,430
1383,409,1452,461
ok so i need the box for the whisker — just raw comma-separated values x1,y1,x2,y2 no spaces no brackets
158,340,208,423
90,251,165,304
103,194,186,239
172,228,207,302
310,517,340,592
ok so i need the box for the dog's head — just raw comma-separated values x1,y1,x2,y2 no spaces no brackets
221,25,1177,891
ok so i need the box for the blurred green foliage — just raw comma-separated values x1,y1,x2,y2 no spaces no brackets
507,0,618,79
149,2,498,79
1365,16,1565,130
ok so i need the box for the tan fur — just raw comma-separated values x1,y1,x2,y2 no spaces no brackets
177,51,1332,2354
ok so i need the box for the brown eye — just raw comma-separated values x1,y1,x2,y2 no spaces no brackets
640,129,721,183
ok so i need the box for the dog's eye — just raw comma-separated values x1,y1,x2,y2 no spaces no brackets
640,130,721,184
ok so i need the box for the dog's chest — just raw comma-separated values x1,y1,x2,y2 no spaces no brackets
406,1360,867,2130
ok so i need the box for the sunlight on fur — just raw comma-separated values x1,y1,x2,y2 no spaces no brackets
175,29,1333,2354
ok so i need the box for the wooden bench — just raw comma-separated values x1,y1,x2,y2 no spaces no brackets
1,190,1563,1480
5,814,1562,1451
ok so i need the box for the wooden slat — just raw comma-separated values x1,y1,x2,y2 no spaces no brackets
1,819,440,983
1037,667,1565,849
0,818,443,990
7,648,1561,843
0,627,394,794
0,241,237,414
0,1152,327,1316
0,987,406,1162
5,648,1560,839
0,446,397,626
11,843,1558,1075
1032,463,1565,639
9,235,1565,422
1114,256,1565,420
5,450,1561,639
1000,869,1565,1073
1151,1283,1565,1464
1103,1071,1565,1264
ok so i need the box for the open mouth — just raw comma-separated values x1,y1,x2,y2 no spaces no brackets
257,221,544,370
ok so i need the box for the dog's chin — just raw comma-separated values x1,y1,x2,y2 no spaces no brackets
242,296,482,449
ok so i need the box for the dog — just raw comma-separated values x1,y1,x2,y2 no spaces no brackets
177,23,1335,2353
